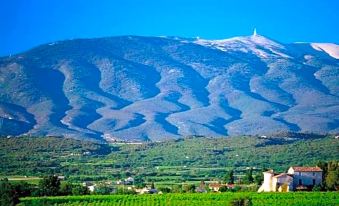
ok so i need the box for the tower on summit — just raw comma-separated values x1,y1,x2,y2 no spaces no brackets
253,28,257,36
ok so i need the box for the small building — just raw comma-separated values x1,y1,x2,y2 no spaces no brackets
116,177,134,185
124,177,134,185
135,187,149,194
208,183,228,192
258,166,323,192
135,187,158,194
258,170,293,192
82,182,96,192
287,166,323,190
57,176,65,180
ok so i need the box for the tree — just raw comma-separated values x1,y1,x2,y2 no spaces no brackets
134,175,146,188
59,182,73,196
317,161,328,183
171,185,182,193
94,185,112,195
243,168,254,184
318,160,338,191
254,169,266,185
71,185,89,195
158,187,171,193
11,181,36,198
219,185,228,192
325,161,339,191
183,184,196,193
38,175,61,196
0,178,19,206
224,169,235,184
150,182,155,189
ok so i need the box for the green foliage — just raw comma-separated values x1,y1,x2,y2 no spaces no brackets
94,185,113,195
59,182,73,196
171,185,183,193
19,192,339,206
133,175,145,188
219,185,228,192
115,188,136,195
38,176,61,196
231,186,241,192
254,169,264,185
183,184,196,193
317,160,339,191
0,134,338,186
325,171,338,190
0,178,20,206
312,185,321,191
229,197,252,206
243,168,254,184
158,187,171,193
71,185,89,196
224,169,235,184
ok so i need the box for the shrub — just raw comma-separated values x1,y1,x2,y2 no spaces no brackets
229,197,252,206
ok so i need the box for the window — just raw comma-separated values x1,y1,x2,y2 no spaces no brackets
313,179,316,185
299,179,302,185
313,172,315,176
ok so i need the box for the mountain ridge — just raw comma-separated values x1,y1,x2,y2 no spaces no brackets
0,34,338,141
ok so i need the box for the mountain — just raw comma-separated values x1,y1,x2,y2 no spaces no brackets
0,34,338,141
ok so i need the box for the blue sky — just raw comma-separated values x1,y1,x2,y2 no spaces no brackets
1,0,338,56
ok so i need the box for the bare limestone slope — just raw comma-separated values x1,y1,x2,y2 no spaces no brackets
0,34,338,141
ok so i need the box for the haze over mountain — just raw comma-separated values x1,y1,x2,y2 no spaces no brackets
0,33,338,141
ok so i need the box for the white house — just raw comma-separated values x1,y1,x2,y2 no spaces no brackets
82,182,96,192
135,187,159,194
258,170,293,192
258,166,323,192
116,177,135,185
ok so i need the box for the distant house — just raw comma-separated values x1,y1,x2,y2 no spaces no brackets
208,183,227,192
124,177,134,185
116,177,134,185
135,187,149,194
258,166,323,192
57,176,65,180
116,180,123,185
82,182,96,192
135,187,158,194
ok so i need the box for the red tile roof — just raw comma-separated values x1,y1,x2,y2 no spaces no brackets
208,183,227,188
291,166,322,172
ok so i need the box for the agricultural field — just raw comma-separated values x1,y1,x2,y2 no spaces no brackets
19,192,339,206
1,133,338,186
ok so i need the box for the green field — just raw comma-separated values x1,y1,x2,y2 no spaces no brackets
0,176,41,185
1,133,338,186
19,192,339,206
